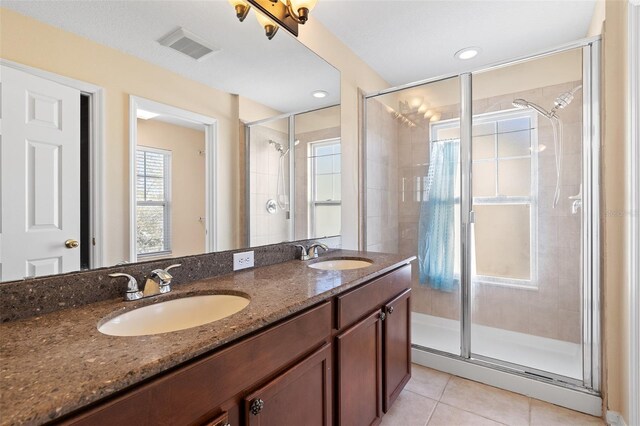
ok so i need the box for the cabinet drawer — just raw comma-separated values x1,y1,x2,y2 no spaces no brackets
64,301,332,426
336,265,411,330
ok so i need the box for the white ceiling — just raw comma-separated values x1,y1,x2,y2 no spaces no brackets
313,0,597,87
3,0,340,114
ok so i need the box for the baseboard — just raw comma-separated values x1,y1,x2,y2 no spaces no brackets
413,348,603,417
606,411,628,426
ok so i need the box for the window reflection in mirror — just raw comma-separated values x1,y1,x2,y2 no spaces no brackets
0,1,340,282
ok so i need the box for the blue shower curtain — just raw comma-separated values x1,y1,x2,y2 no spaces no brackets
418,141,459,292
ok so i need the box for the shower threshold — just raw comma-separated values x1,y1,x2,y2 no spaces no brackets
412,312,582,380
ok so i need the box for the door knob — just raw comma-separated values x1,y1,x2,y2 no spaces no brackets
65,239,79,249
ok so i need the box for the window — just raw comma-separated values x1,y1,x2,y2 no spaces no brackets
136,147,171,256
309,139,341,237
430,109,538,288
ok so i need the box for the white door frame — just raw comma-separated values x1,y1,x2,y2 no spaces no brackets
129,95,218,262
0,59,105,269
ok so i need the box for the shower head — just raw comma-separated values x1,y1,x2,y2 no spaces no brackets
553,85,582,110
512,98,554,118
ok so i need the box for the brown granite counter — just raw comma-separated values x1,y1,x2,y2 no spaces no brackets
0,250,414,425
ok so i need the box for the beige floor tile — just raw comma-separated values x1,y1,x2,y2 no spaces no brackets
405,364,451,400
428,403,504,426
380,389,437,426
530,399,604,426
440,377,530,425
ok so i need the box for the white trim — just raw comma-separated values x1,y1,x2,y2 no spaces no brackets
0,59,105,269
606,411,629,426
129,95,218,262
628,2,640,425
412,348,603,417
430,108,539,289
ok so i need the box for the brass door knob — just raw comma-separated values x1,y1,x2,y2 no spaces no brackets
65,239,79,249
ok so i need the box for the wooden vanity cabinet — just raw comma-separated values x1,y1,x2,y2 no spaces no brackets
243,343,332,426
382,288,411,411
336,309,384,426
335,265,412,426
61,264,412,426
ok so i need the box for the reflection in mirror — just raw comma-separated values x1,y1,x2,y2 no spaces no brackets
0,1,340,282
246,105,341,246
131,97,216,263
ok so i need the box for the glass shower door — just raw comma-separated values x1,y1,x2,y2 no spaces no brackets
469,48,586,381
364,76,462,355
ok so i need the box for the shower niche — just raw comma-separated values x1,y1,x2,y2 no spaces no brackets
362,41,601,411
246,105,341,247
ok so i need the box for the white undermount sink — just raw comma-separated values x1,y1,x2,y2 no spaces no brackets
98,294,250,337
308,258,373,271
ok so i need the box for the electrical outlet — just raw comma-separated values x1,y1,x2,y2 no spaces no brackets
233,251,255,271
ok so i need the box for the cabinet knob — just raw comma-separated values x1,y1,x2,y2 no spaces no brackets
250,398,264,415
379,311,386,321
387,306,394,314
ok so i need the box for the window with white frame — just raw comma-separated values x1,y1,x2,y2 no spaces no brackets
136,147,172,256
430,109,538,288
309,139,341,237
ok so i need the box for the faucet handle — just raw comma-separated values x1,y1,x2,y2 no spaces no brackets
109,273,143,301
294,244,310,260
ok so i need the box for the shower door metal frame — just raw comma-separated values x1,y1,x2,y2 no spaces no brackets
360,36,602,395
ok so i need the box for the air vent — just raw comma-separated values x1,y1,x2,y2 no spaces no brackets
158,27,220,61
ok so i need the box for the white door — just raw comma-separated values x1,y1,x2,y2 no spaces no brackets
0,65,81,281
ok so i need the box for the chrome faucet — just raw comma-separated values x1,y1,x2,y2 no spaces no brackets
109,264,181,301
295,242,329,261
308,242,329,258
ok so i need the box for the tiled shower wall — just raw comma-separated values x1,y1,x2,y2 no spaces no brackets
249,125,291,246
366,99,400,253
370,81,583,344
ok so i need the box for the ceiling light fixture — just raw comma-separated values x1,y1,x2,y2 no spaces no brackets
255,11,279,39
229,0,317,39
454,47,480,60
312,90,328,98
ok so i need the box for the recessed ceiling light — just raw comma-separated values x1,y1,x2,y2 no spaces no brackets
312,90,328,98
454,47,481,60
137,109,160,120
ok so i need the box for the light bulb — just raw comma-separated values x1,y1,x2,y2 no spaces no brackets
424,110,434,119
409,97,423,109
430,112,442,122
255,11,279,39
289,0,318,12
418,103,429,114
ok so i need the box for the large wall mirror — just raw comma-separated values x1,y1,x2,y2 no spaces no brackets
0,1,340,281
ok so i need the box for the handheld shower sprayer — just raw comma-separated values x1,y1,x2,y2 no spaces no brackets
511,84,581,209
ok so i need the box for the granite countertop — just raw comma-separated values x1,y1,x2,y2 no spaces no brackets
0,250,414,426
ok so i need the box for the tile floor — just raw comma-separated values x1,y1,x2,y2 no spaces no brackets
381,364,604,426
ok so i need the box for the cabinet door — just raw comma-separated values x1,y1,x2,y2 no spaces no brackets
244,343,332,426
336,310,383,426
383,289,411,412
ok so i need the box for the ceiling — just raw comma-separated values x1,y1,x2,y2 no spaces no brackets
3,0,340,114
313,0,597,87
